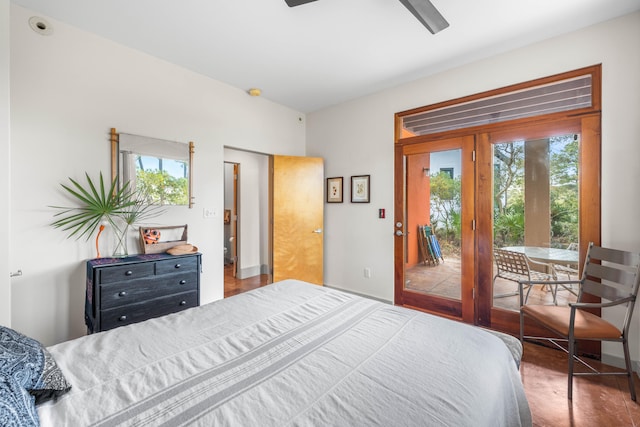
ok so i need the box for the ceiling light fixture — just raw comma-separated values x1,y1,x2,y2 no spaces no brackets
248,88,262,97
29,16,54,36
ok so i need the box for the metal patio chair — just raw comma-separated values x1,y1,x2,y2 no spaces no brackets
493,248,558,303
519,242,640,401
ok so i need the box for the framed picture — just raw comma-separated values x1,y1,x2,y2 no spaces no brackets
326,177,343,203
351,175,370,203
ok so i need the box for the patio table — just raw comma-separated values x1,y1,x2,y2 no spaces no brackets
501,246,579,268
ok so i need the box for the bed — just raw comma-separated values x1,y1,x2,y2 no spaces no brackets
5,280,532,426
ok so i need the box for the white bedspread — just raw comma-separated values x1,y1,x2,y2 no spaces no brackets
39,280,531,426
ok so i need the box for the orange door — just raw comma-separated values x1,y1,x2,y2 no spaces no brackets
271,155,324,285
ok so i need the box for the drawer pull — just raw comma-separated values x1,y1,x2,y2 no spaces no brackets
179,280,186,285
174,264,181,269
118,291,127,297
179,300,187,306
125,270,133,276
118,315,127,321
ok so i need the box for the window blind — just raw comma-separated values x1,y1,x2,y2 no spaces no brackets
402,75,592,136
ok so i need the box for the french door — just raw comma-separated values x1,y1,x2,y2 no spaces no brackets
394,136,476,322
477,117,600,338
394,116,600,336
394,66,602,342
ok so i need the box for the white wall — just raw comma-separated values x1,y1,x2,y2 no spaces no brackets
307,13,640,367
223,148,270,278
0,0,11,326
9,4,305,345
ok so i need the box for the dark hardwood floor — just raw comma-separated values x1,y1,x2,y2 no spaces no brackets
224,270,640,426
223,263,269,298
521,342,640,426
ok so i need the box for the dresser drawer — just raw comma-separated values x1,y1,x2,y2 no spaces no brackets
98,263,155,285
100,291,198,331
156,256,199,275
100,273,199,310
86,253,201,333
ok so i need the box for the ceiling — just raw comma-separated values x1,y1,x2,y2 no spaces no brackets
10,0,640,113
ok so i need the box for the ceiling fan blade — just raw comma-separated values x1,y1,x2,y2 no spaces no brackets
398,0,449,34
285,0,318,6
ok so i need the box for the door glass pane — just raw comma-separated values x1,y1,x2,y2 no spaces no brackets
405,149,462,300
492,134,580,310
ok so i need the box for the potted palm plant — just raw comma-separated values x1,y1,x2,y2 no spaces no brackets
51,172,164,257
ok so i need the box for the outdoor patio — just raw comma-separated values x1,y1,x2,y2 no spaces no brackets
405,256,578,311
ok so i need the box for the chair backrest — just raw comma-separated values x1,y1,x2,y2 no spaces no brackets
494,249,531,277
579,242,640,333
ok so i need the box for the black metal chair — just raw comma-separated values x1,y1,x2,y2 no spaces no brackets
519,242,640,401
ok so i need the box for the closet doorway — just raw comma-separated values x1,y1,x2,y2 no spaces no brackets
223,162,238,278
223,150,325,297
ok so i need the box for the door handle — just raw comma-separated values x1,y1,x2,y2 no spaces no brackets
395,230,404,236
312,229,323,233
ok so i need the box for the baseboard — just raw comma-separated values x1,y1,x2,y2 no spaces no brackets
602,353,640,376
237,265,261,279
237,264,268,280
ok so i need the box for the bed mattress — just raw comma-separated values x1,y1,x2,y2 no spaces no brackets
39,280,531,426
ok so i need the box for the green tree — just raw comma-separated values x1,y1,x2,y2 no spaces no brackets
493,142,525,246
493,142,524,216
136,169,188,205
549,135,579,246
429,171,461,248
494,205,525,247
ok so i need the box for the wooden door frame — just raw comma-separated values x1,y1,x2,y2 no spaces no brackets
394,136,476,322
232,163,239,278
477,116,601,342
394,66,602,345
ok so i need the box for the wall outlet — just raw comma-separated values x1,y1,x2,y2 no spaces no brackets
364,267,371,279
203,208,216,218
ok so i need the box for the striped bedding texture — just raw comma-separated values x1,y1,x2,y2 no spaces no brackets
39,280,531,426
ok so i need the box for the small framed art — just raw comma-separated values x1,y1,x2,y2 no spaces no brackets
351,175,370,203
326,177,343,203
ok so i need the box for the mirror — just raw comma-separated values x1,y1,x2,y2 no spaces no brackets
111,128,194,208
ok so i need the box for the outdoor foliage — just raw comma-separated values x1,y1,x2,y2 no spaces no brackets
136,168,188,205
426,136,578,254
493,135,578,248
429,171,461,253
549,136,579,246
